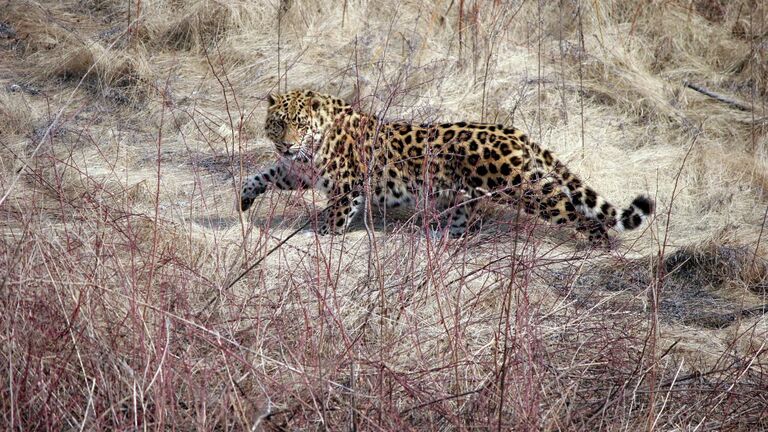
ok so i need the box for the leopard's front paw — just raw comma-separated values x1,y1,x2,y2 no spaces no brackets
239,177,268,211
240,196,256,211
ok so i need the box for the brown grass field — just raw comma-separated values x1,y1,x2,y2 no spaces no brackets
1,0,768,430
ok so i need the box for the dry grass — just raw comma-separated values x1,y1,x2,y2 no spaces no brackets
0,92,35,137
1,0,767,430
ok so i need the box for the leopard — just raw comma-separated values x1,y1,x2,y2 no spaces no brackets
239,89,654,245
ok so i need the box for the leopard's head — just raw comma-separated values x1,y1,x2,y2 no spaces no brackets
265,89,346,157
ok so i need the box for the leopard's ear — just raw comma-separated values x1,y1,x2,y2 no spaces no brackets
267,92,279,106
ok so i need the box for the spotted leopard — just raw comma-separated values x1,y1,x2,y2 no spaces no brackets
240,89,654,244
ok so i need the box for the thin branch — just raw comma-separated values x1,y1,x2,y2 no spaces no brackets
197,218,312,317
684,81,754,112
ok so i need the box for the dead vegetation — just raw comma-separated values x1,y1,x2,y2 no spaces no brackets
1,0,767,430
556,233,768,329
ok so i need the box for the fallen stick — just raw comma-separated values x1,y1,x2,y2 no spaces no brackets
683,81,753,112
197,219,312,317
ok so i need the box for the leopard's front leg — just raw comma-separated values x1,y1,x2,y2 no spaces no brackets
318,183,364,235
239,158,313,211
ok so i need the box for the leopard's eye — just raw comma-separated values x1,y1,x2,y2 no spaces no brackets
268,117,285,131
265,116,286,141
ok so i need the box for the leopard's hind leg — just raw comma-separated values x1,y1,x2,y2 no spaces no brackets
433,189,480,238
491,171,612,244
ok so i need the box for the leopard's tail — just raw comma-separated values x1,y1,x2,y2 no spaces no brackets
614,195,655,231
561,170,654,232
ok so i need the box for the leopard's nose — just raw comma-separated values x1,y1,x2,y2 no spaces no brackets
279,142,298,156
275,141,291,153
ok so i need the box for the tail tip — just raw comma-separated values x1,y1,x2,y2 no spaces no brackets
631,195,655,216
617,194,654,232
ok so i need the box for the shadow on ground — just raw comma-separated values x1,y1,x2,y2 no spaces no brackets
551,242,768,328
